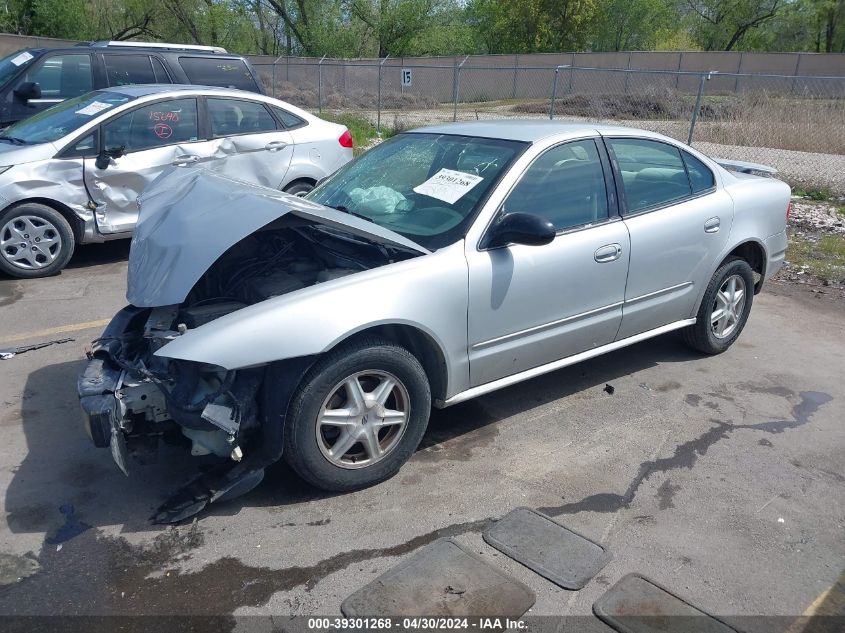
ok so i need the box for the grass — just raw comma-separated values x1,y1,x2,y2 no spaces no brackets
319,113,404,156
787,232,845,283
792,186,835,201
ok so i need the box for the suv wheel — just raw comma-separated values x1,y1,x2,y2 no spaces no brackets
682,257,755,354
0,203,75,278
283,337,431,491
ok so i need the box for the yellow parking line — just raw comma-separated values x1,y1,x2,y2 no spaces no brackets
0,318,110,345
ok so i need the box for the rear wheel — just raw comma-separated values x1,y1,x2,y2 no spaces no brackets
0,203,75,278
682,257,754,354
283,337,431,491
283,180,315,197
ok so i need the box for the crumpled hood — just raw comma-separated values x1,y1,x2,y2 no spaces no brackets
127,168,429,307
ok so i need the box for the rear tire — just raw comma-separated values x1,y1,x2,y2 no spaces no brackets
682,257,754,355
283,337,431,491
0,203,75,279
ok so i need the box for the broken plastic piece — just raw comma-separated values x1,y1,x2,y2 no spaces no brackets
604,384,615,395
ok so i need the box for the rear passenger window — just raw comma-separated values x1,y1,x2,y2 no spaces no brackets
104,55,155,87
683,151,715,193
608,138,692,213
504,139,609,231
272,106,306,129
178,57,258,91
103,98,198,153
208,98,277,136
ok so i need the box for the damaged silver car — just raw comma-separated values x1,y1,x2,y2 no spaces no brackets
78,122,790,522
0,84,352,278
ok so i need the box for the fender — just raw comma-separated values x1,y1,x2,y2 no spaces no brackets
155,242,471,398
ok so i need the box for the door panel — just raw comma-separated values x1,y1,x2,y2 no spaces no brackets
618,192,735,339
204,98,294,188
83,97,207,235
607,137,735,339
467,221,630,387
466,137,628,388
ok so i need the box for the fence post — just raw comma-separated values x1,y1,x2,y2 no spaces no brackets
377,55,390,134
511,54,519,99
688,71,714,145
271,55,283,99
317,55,326,113
453,55,468,122
549,65,569,119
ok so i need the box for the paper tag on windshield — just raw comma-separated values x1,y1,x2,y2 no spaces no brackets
413,169,483,205
11,51,33,66
75,101,113,116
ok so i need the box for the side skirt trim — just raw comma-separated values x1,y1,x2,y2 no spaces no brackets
439,318,696,407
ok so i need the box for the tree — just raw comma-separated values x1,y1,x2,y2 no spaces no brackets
685,0,784,51
347,0,442,57
591,0,674,51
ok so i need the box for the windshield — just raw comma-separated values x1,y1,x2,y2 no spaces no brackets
306,133,527,249
0,49,35,87
0,90,135,145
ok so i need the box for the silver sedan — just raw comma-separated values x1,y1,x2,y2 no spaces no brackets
78,121,790,522
0,84,353,278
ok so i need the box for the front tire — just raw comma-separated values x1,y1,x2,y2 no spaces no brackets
0,203,75,278
283,180,315,197
283,337,431,491
682,257,754,354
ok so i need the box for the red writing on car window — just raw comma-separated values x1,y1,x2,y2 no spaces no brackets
149,111,180,122
154,123,173,139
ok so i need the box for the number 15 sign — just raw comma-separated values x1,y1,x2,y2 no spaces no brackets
401,68,412,87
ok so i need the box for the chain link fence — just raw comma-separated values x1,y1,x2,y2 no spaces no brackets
252,60,845,194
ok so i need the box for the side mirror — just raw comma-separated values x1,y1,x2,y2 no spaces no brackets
95,146,125,170
13,82,41,101
485,212,556,249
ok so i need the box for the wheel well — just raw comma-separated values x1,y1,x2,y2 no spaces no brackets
337,325,448,403
725,241,766,293
4,198,85,242
283,177,317,191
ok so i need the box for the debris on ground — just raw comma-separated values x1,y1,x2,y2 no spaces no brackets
0,337,74,360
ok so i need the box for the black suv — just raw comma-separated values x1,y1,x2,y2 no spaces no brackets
0,41,266,127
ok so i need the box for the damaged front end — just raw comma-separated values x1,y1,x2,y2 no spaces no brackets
78,170,426,523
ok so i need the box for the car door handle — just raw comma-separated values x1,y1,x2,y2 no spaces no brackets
171,155,201,167
704,217,720,233
594,243,623,263
265,141,287,152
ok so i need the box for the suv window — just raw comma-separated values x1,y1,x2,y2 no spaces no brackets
208,98,277,136
272,106,306,129
103,98,199,153
608,138,692,213
504,139,609,231
25,53,92,99
104,54,155,87
178,57,258,91
682,151,715,193
151,57,171,83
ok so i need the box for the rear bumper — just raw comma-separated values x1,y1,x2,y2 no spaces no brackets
764,230,788,282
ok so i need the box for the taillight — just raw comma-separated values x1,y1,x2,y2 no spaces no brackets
339,129,353,149
786,200,792,222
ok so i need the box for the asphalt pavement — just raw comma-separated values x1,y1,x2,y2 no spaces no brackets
0,240,843,632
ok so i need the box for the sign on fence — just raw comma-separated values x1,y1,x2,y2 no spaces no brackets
401,68,412,87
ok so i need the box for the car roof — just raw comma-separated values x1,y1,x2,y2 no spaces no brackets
410,120,650,143
101,84,260,98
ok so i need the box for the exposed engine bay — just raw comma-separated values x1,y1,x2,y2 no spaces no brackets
82,220,418,522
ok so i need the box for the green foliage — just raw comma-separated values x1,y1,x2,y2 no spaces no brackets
0,0,842,56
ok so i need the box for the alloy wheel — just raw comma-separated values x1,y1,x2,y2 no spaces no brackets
315,370,410,469
711,274,746,339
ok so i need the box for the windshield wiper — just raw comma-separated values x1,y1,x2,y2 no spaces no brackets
332,205,374,224
0,136,28,145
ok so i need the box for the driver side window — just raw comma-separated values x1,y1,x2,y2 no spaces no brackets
503,139,609,231
102,98,198,153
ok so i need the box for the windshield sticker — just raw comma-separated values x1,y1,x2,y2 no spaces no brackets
75,101,114,116
413,168,483,205
11,51,33,66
